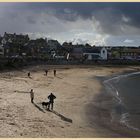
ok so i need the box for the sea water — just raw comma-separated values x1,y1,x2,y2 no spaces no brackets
103,72,140,131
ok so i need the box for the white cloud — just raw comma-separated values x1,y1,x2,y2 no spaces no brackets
124,39,134,43
92,34,110,46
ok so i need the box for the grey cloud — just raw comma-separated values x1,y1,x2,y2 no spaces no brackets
27,16,36,24
37,2,140,35
0,2,140,46
39,3,140,36
2,2,140,35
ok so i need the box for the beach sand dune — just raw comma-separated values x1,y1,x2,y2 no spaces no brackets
0,65,139,137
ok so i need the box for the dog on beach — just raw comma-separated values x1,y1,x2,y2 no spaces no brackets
42,102,50,109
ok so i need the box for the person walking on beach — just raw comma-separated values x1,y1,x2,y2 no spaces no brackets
48,93,56,110
54,69,56,77
30,89,34,103
28,72,31,78
45,70,48,76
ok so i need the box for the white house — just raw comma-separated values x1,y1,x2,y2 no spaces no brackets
100,47,108,60
83,47,107,60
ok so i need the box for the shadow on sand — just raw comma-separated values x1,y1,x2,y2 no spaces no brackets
32,102,72,123
47,76,54,79
33,102,46,113
56,76,63,79
14,90,29,93
28,76,32,79
50,110,72,123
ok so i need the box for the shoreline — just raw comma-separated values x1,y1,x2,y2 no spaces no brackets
0,65,140,137
88,70,140,137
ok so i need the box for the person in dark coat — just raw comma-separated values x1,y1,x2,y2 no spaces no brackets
45,70,48,76
30,89,34,103
48,93,56,110
54,69,56,77
28,72,31,78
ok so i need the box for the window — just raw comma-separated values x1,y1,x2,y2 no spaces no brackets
103,50,105,54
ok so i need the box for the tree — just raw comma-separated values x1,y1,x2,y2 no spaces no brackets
85,43,91,47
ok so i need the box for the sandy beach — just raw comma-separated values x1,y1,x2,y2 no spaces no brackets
0,65,140,137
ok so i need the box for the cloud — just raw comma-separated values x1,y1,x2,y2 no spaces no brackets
0,2,140,46
124,39,134,43
42,2,140,36
71,38,89,45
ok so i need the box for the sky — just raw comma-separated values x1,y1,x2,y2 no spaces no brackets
0,2,140,46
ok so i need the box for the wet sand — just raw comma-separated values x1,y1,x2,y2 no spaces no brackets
0,65,139,137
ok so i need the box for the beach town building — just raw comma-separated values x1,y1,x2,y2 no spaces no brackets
1,32,30,56
109,46,140,60
47,39,61,50
23,38,48,57
119,48,140,59
0,45,4,56
62,42,74,53
69,46,108,60
62,42,108,61
83,47,108,60
66,43,84,59
0,37,2,44
70,47,83,60
47,40,62,58
0,36,4,56
2,32,29,45
62,42,73,48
